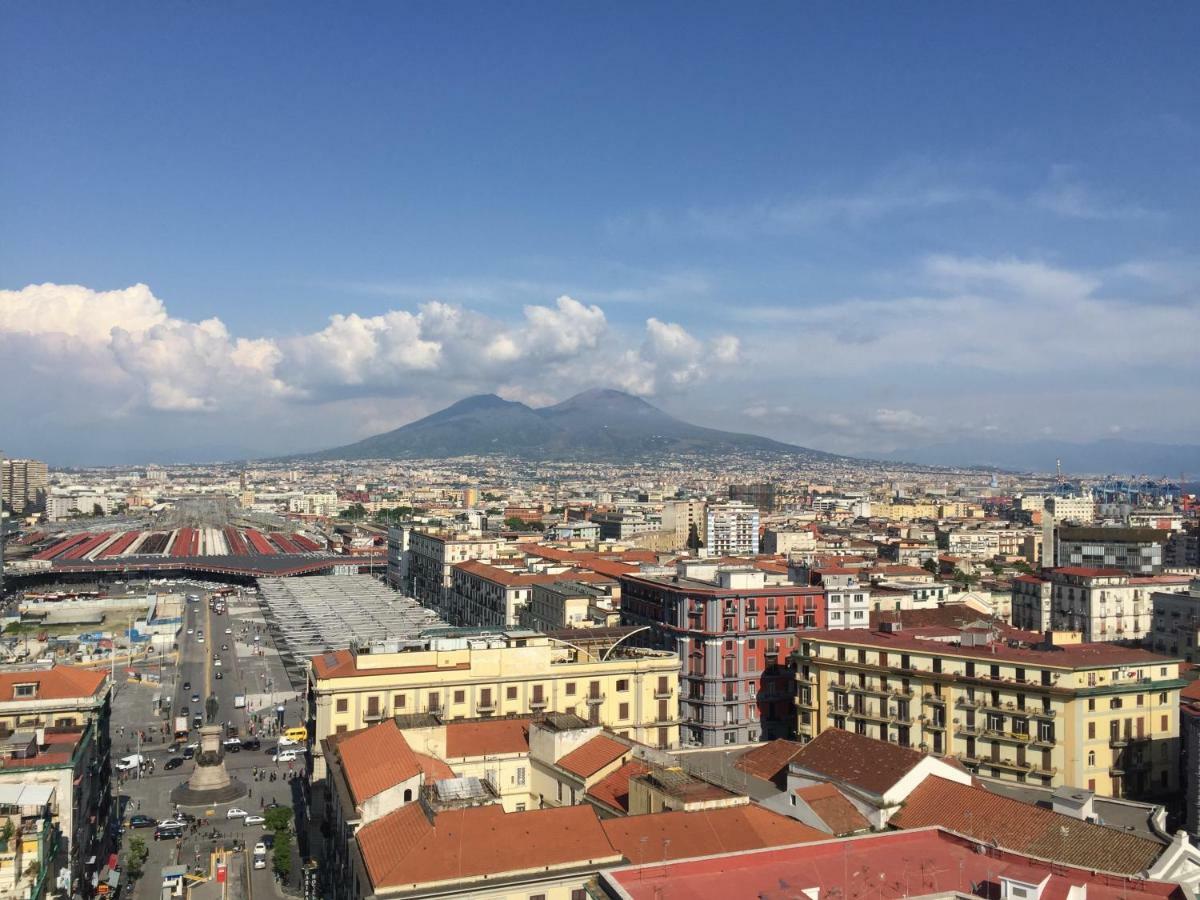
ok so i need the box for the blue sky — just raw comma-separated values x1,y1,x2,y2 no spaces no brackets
2,3,1198,464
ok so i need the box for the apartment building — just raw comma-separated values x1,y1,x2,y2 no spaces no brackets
1049,568,1190,642
1,458,48,514
728,482,776,513
405,530,507,610
619,562,825,746
1011,574,1054,632
0,667,112,900
793,626,1184,799
446,560,562,627
661,499,706,550
761,528,817,556
520,580,619,631
1058,527,1171,575
1166,527,1200,568
307,631,681,778
287,491,340,517
703,501,759,557
1149,580,1200,662
938,528,999,560
1045,495,1096,524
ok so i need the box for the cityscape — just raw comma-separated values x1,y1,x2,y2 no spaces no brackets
3,5,1200,900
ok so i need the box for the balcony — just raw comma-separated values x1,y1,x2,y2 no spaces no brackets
1031,764,1057,778
922,693,946,705
530,699,548,710
1109,765,1126,777
654,688,674,699
988,757,1035,774
983,729,1035,746
850,683,890,698
954,724,982,738
1109,736,1129,749
362,709,384,722
955,697,983,711
1031,707,1057,720
923,719,947,731
477,702,496,714
585,693,606,705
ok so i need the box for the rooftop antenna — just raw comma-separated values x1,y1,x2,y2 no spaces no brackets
1056,458,1063,486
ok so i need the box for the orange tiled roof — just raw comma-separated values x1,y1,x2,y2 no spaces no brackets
557,735,629,779
891,776,1163,874
357,803,620,889
790,728,926,796
733,739,805,786
444,718,531,758
0,667,106,702
336,720,422,805
414,752,455,782
793,783,870,835
586,760,651,814
601,805,826,863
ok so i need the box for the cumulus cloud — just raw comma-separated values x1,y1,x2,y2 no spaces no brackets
0,283,738,434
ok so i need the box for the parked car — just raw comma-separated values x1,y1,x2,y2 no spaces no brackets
129,815,156,828
226,808,248,820
221,643,229,651
271,750,298,763
155,823,184,841
164,757,184,770
225,628,233,635
223,738,242,752
244,815,265,826
213,658,222,667
242,737,261,750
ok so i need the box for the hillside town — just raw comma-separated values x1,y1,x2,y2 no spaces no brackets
4,451,1200,899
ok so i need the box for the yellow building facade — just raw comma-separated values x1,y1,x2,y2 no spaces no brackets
794,629,1184,800
308,631,680,779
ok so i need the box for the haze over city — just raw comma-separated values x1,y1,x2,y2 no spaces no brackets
3,4,1198,466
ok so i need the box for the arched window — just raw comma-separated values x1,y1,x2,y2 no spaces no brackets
403,789,412,802
1087,751,1095,766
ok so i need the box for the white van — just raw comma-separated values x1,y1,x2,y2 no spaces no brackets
115,754,145,771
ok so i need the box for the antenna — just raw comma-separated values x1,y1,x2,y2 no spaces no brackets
1056,458,1063,486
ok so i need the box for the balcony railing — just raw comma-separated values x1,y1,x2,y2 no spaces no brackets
922,693,946,705
530,699,548,709
654,688,674,699
586,693,606,705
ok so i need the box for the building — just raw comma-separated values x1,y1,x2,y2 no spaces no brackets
1058,526,1171,575
938,527,1000,560
703,502,759,558
384,526,409,590
727,483,776,513
661,500,706,550
1047,568,1190,642
793,624,1185,799
521,580,619,631
760,528,816,556
0,667,112,900
619,561,825,746
446,560,562,627
1167,526,1200,569
1,459,48,514
405,531,507,610
288,491,340,517
1149,579,1200,661
307,630,681,779
548,521,600,543
1182,682,1200,841
1045,494,1096,525
1011,573,1054,632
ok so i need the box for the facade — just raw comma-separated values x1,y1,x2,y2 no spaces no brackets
822,577,871,630
1011,573,1054,632
384,526,409,590
1167,528,1200,569
728,482,776,513
521,581,618,631
661,500,706,550
308,631,681,778
938,528,1000,560
1045,494,1096,524
446,560,561,627
405,531,506,611
1047,568,1191,642
619,563,825,746
1184,684,1200,841
794,626,1185,799
703,502,759,558
1058,527,1171,575
287,491,340,517
761,529,817,556
1149,580,1200,662
0,667,112,900
1,458,48,514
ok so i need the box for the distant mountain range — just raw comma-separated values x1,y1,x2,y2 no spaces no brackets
303,389,848,462
878,437,1200,477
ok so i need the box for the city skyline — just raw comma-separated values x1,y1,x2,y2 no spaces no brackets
3,4,1198,464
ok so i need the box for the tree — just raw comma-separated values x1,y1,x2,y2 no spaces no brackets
340,503,367,521
126,836,148,880
921,558,938,574
264,806,294,833
686,523,704,554
272,830,293,882
503,516,530,531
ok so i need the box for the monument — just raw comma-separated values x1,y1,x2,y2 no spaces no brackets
170,724,246,805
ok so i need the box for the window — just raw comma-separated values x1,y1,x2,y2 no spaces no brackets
516,766,526,785
393,695,405,710
1088,722,1095,739
619,703,629,719
1088,699,1096,711
616,679,629,692
1109,698,1122,710
454,690,465,704
507,686,518,700
13,684,35,698
336,725,347,734
565,682,576,696
571,891,587,900
1087,751,1095,766
336,698,348,713
516,803,526,812
1162,715,1169,730
428,692,440,711
403,789,412,802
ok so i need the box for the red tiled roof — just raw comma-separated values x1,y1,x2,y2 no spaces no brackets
733,740,805,786
793,783,870,835
336,720,421,805
357,803,620,889
453,559,565,587
557,735,629,779
0,667,107,702
601,806,826,863
891,777,1163,874
790,728,926,796
444,718,531,758
414,752,455,782
1181,681,1200,704
1055,567,1129,578
586,760,651,813
311,649,472,679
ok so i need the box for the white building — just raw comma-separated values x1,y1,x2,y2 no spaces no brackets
288,491,340,517
703,502,759,558
1045,495,1096,525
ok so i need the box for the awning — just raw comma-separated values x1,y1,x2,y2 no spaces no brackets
0,782,55,807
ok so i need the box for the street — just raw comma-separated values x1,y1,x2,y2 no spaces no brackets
109,585,312,900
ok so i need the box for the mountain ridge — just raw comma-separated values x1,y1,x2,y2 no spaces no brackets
301,389,848,462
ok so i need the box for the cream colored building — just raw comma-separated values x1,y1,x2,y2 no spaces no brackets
405,530,508,609
308,631,681,778
794,626,1184,800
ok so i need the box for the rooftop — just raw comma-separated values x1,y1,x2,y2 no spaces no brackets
586,760,651,814
444,718,531,758
793,783,871,835
789,728,927,797
0,666,108,703
557,735,629,779
731,739,805,787
329,720,421,806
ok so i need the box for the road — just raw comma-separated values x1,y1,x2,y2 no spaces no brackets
110,584,312,900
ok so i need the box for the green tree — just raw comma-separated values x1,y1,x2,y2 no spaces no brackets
264,806,294,833
921,558,938,574
272,830,293,882
503,516,530,531
686,523,704,554
126,836,148,880
340,503,367,521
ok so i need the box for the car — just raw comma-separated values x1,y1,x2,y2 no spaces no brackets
164,757,184,770
276,735,300,747
221,643,228,651
272,750,298,763
225,628,232,635
215,670,223,680
252,635,261,643
115,754,145,772
223,738,242,751
244,815,265,826
187,628,194,635
157,818,186,830
226,808,249,819
213,658,222,667
182,746,195,760
197,636,204,644
155,823,184,841
190,693,200,703
242,737,261,750
129,815,156,828
182,681,191,691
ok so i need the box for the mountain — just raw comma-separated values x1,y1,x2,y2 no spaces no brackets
303,388,847,462
879,437,1200,477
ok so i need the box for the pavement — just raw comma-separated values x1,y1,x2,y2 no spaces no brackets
110,585,313,900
